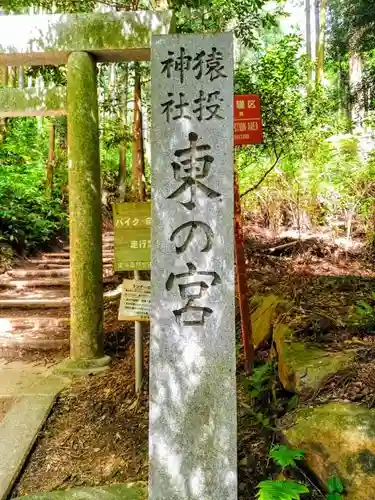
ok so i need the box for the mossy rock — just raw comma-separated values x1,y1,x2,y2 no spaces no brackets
14,482,146,500
274,323,355,394
250,294,287,349
282,402,375,500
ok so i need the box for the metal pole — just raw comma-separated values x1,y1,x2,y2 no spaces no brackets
234,168,254,374
134,269,144,392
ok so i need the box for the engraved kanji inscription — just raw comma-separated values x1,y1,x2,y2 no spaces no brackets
167,132,221,210
160,46,228,82
161,92,190,123
170,221,214,254
193,90,224,121
166,262,221,326
161,47,192,83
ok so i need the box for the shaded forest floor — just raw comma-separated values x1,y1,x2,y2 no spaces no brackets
10,220,375,499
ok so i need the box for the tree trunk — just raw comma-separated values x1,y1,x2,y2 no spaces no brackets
349,52,364,130
316,0,327,85
118,64,128,202
315,0,320,63
306,0,312,84
46,120,56,198
132,63,146,201
18,66,24,89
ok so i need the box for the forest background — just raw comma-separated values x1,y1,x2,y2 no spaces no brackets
0,0,374,257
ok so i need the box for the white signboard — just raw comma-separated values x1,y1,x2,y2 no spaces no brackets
118,279,150,322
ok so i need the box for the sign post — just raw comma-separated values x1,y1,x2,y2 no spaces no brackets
113,202,151,392
233,94,263,374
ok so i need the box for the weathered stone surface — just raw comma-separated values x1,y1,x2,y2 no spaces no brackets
13,483,146,500
282,403,375,500
0,87,66,117
0,389,65,499
0,11,172,65
67,52,103,361
250,294,284,348
274,324,355,394
149,33,236,500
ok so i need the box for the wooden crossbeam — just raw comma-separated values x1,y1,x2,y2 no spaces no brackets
0,87,67,117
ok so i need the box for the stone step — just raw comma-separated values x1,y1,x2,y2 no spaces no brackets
41,252,114,259
0,317,69,332
0,275,119,289
30,257,113,266
0,287,120,309
41,253,70,259
0,298,70,309
7,267,113,278
0,337,68,350
0,279,71,288
7,269,70,278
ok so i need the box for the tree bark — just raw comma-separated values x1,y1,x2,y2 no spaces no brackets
316,0,327,85
349,52,364,130
46,120,56,199
118,63,128,203
306,0,312,84
132,62,146,201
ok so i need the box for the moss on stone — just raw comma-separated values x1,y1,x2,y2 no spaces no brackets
0,87,66,117
14,482,147,499
250,294,286,348
282,403,375,499
274,323,355,394
67,52,103,361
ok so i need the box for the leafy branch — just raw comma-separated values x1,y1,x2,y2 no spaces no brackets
240,148,282,198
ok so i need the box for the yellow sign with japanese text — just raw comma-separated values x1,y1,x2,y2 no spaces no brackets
118,279,151,322
113,202,151,271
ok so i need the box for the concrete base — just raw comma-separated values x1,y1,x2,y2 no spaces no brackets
54,356,111,376
13,482,146,499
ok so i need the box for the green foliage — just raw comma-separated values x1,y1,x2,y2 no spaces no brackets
0,118,67,253
269,445,305,470
256,480,309,500
327,475,345,499
247,362,273,398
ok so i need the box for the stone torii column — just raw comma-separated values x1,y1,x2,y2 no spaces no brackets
64,51,109,372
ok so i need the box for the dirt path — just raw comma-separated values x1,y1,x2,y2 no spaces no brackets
0,233,118,359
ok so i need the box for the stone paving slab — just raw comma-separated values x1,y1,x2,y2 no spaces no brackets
0,392,61,500
0,361,68,500
13,483,146,499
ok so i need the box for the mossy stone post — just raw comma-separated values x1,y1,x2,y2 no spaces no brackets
65,52,109,371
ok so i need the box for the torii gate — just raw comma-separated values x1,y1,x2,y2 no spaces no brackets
0,10,172,372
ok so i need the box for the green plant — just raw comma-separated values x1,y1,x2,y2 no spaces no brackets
256,480,309,500
269,445,305,469
256,444,345,500
326,475,344,500
239,363,276,429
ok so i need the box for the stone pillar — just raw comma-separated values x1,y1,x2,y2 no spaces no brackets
149,33,236,499
64,51,109,371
